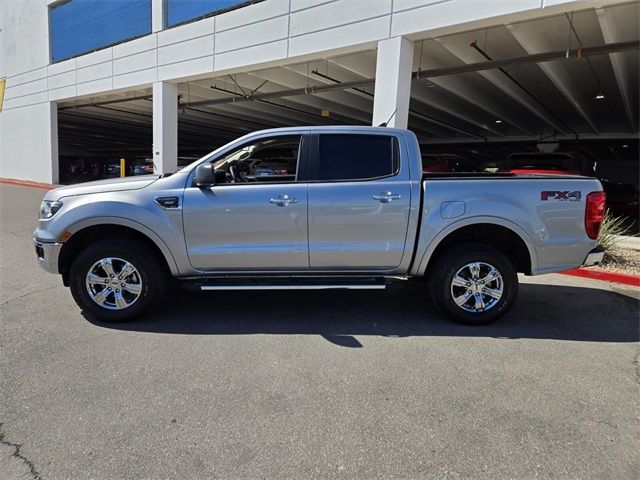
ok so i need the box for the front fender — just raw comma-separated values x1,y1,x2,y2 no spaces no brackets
35,191,187,276
64,216,180,276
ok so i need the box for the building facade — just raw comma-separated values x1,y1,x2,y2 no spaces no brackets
0,0,637,185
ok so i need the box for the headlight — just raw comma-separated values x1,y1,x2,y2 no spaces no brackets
39,200,63,219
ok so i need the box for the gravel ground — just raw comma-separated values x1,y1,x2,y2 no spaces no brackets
596,247,640,276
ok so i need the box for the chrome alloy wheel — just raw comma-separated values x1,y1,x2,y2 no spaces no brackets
85,257,143,310
450,262,503,313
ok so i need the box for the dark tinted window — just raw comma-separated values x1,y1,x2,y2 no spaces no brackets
316,134,398,181
50,0,151,63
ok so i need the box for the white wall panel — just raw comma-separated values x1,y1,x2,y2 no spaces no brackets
77,61,112,84
392,0,542,36
49,85,78,101
76,48,113,69
76,77,113,97
215,15,289,53
6,68,48,91
112,35,158,58
48,59,77,76
215,39,288,72
289,0,391,36
113,69,158,90
289,16,390,56
48,70,76,90
158,56,214,81
158,36,214,65
2,91,50,109
113,50,157,76
290,0,337,12
157,17,215,47
5,78,48,101
217,0,289,31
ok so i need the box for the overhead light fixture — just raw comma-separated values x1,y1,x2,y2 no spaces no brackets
622,144,628,148
595,94,605,100
495,120,502,124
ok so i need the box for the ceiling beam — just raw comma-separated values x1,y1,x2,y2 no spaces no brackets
506,23,601,134
596,6,637,132
434,36,570,135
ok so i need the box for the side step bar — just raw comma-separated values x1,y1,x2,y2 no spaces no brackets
185,276,394,291
200,284,387,291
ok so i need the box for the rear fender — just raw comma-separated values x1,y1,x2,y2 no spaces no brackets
411,216,538,277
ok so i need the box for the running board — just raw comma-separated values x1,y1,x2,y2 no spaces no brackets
187,276,391,291
200,284,387,291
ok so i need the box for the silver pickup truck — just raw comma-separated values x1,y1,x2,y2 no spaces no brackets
34,126,606,324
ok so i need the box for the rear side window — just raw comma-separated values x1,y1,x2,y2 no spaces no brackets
315,134,399,181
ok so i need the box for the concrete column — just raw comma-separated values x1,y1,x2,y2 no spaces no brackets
152,0,165,32
152,82,178,175
372,36,414,129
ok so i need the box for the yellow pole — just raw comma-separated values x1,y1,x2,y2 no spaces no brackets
120,158,126,177
0,78,5,112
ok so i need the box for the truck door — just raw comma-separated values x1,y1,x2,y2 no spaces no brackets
306,133,411,271
182,134,309,271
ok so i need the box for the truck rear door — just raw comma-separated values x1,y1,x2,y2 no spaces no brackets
306,132,411,270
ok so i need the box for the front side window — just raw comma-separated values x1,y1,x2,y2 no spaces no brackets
211,136,301,184
315,134,399,182
50,0,152,63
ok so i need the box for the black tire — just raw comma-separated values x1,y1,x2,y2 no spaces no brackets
69,239,168,322
427,243,518,325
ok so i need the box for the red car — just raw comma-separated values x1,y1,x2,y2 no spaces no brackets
499,152,595,176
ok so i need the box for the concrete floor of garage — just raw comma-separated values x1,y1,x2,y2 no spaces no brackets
1,183,638,479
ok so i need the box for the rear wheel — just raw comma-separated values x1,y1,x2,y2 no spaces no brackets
69,239,167,322
428,243,518,325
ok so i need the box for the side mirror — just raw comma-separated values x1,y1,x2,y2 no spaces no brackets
194,164,215,188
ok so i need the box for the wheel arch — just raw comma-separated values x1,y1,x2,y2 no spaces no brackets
58,217,180,280
413,217,538,277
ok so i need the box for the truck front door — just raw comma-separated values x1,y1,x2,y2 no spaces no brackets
182,135,309,271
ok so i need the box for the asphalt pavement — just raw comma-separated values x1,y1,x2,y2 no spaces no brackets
1,182,638,479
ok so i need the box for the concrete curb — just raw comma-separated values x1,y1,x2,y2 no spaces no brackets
560,268,640,287
0,178,56,190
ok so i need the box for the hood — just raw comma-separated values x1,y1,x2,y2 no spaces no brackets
45,175,160,200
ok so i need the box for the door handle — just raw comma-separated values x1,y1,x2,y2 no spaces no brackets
269,194,298,207
373,191,401,203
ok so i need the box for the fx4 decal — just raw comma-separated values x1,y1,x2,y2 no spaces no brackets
541,191,582,201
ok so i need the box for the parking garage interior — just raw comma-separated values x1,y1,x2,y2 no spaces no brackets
56,2,639,224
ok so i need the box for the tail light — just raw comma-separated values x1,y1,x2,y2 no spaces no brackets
585,191,606,239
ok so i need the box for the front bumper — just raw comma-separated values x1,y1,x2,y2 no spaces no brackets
34,239,63,274
582,245,605,267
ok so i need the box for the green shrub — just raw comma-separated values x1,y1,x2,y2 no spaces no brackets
598,210,631,264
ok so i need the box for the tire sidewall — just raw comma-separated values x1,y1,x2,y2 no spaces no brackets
69,241,164,322
432,245,518,325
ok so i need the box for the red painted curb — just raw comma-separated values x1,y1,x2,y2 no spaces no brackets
560,268,640,287
0,178,56,190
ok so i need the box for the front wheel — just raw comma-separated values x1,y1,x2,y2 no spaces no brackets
69,239,167,322
428,244,518,325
